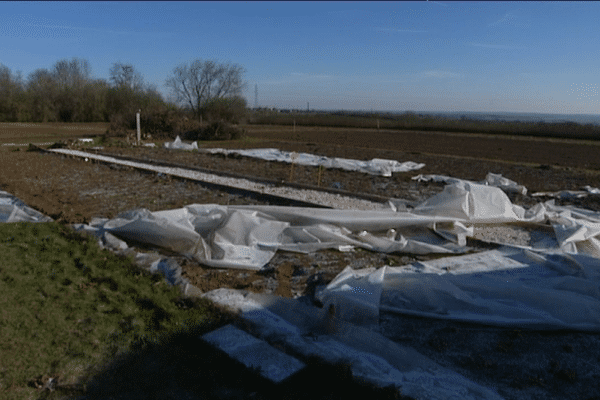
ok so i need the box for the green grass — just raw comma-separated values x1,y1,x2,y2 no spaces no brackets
0,221,232,400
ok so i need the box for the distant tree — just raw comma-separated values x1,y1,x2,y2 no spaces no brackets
109,62,144,92
51,58,93,121
53,58,91,91
165,59,246,118
0,64,26,121
27,68,58,122
106,63,173,137
81,78,110,122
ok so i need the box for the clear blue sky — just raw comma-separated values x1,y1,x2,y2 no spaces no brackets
1,1,599,115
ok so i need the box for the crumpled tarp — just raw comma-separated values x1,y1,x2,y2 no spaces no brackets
74,175,600,330
75,178,600,268
196,147,425,177
313,178,600,331
163,135,198,150
75,204,472,271
413,172,528,195
316,248,600,331
0,191,53,223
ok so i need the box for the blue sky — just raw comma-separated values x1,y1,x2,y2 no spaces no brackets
1,1,599,114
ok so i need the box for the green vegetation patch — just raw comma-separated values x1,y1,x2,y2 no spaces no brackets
0,221,230,399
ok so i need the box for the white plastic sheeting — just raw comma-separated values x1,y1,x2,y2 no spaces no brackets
66,175,600,330
77,204,472,271
311,177,600,331
163,135,198,150
317,248,600,331
196,147,425,177
74,179,600,272
0,191,53,223
413,172,528,195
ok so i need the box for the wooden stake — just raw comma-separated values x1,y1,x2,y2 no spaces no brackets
289,151,298,181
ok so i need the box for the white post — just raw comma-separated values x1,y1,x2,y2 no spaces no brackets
136,109,141,146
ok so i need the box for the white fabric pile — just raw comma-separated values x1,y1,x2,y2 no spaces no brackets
71,176,600,330
163,136,198,150
413,172,528,195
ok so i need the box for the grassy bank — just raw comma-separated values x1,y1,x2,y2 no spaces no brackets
0,221,232,399
247,111,600,141
0,221,411,400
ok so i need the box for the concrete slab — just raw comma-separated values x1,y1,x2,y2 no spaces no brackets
201,324,305,383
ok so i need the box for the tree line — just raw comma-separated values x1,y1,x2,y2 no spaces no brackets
0,57,247,139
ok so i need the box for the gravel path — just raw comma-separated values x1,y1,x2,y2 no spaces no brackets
48,148,390,211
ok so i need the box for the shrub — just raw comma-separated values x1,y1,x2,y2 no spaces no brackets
202,121,244,140
179,120,244,141
201,96,247,125
106,114,131,137
139,106,180,140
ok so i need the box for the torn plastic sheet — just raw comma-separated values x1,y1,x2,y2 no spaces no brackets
411,180,536,223
317,248,600,331
413,172,527,195
74,179,600,271
0,191,53,223
163,135,198,150
197,147,425,177
78,204,471,271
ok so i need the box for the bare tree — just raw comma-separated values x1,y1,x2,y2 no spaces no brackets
51,58,93,121
53,58,91,90
27,68,58,122
109,62,144,92
165,59,245,117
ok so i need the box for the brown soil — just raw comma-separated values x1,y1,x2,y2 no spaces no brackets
243,124,600,172
4,125,600,399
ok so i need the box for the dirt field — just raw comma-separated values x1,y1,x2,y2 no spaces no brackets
0,122,107,145
3,123,600,399
243,124,600,172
